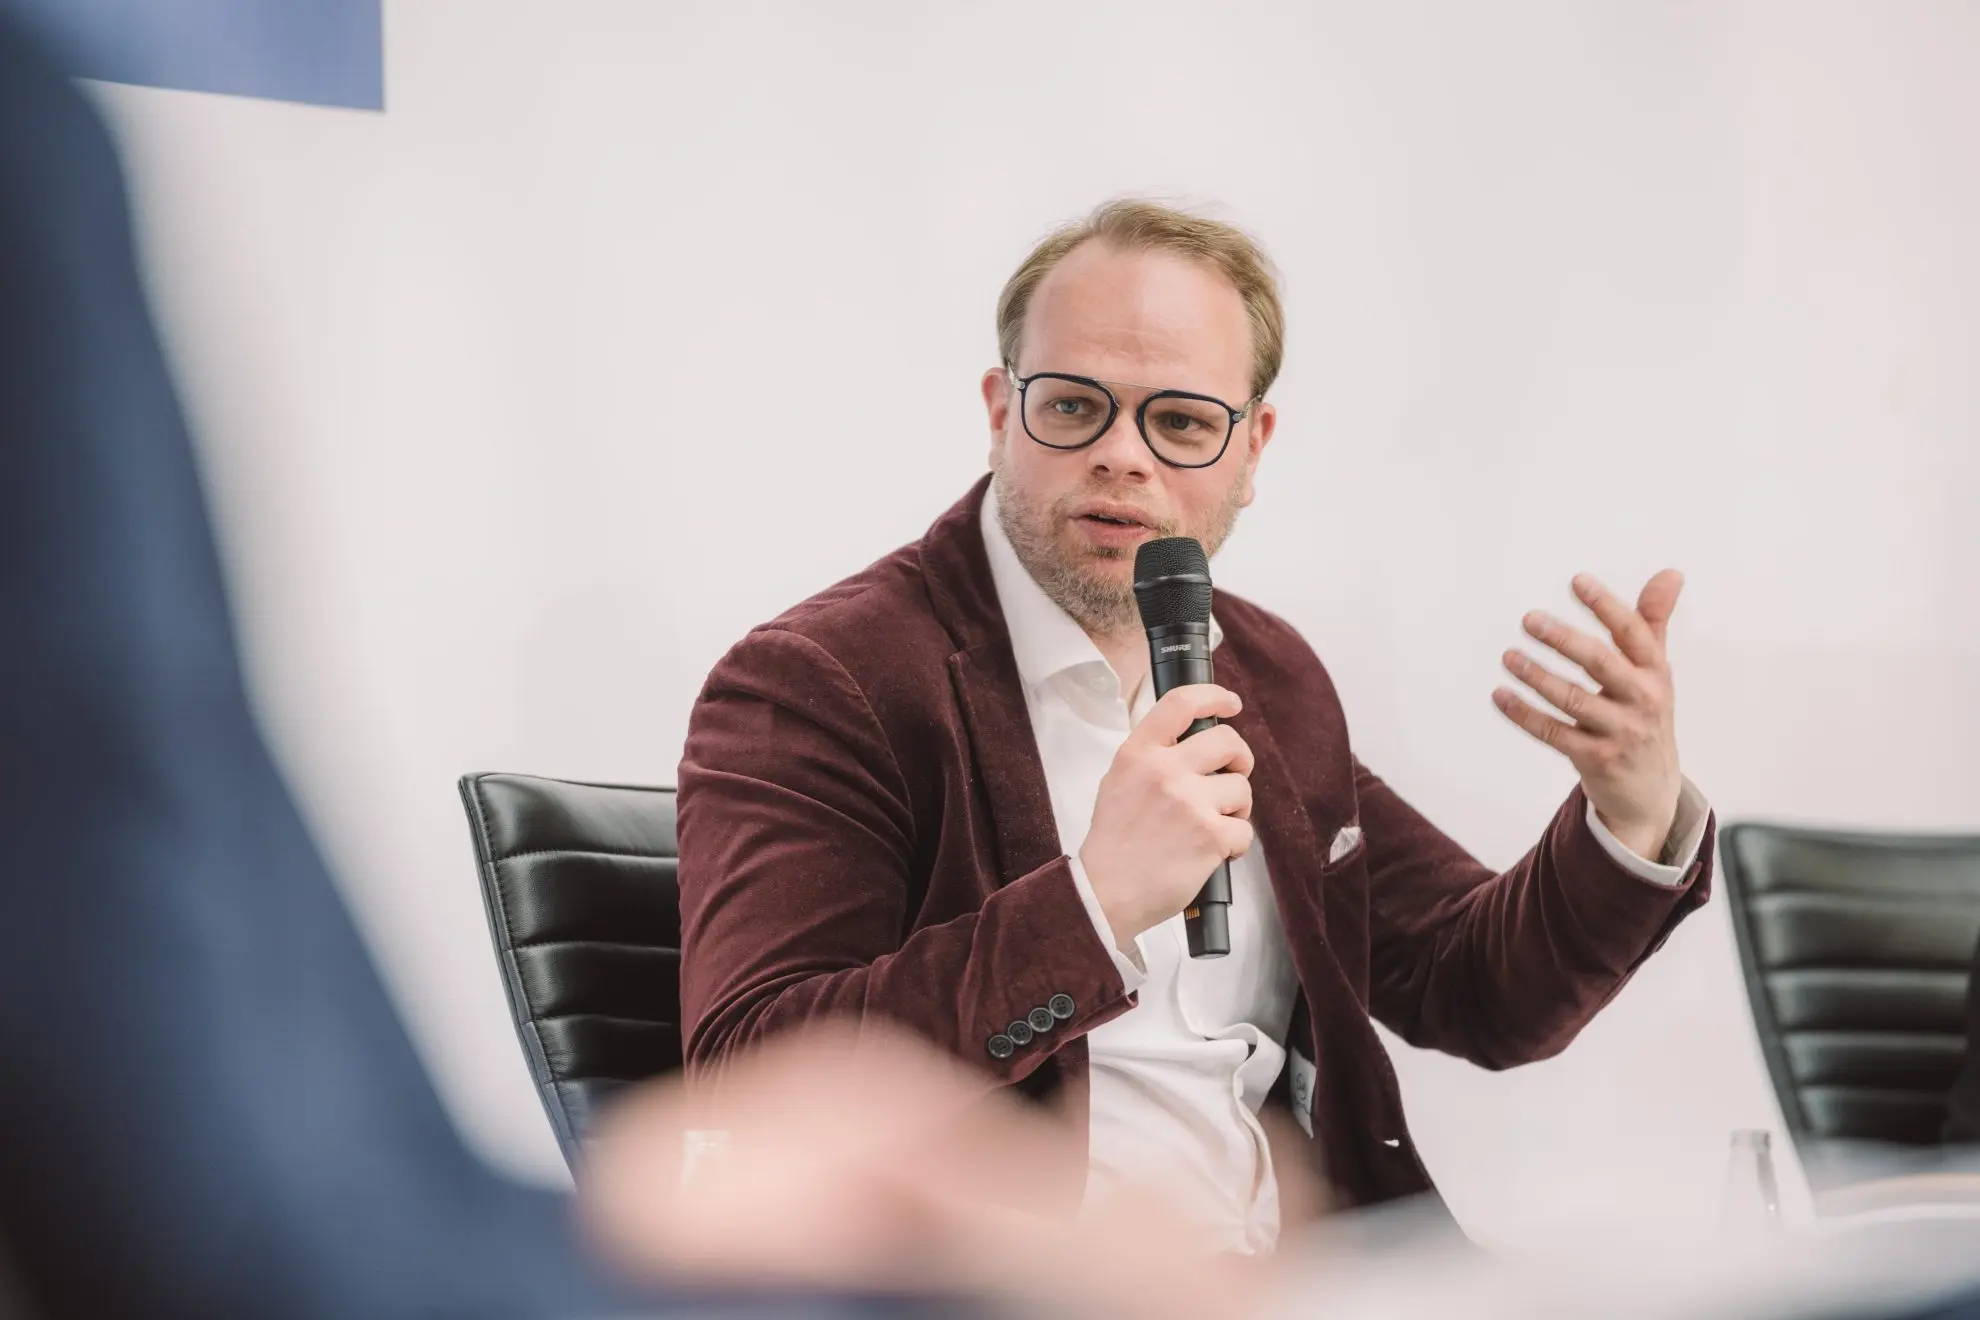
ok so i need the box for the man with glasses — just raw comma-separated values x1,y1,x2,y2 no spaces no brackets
676,200,1717,1252
0,20,1262,1315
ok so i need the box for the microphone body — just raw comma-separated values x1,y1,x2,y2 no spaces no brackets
1133,535,1232,960
1144,619,1232,958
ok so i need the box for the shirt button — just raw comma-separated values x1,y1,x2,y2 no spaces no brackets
1047,994,1075,1020
987,1034,1016,1060
1027,1006,1056,1034
1006,1019,1035,1047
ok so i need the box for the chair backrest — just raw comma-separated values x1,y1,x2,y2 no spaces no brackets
1721,822,1980,1159
458,773,682,1164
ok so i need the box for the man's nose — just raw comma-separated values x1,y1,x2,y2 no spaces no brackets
1085,406,1152,480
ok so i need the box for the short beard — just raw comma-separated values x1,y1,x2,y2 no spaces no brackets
992,467,1246,639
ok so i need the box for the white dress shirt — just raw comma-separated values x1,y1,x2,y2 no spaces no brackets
977,489,1710,1255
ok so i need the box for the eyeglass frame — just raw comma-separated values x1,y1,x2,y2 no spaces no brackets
1003,364,1260,470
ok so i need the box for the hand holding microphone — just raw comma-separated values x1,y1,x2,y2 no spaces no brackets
1079,684,1255,952
1078,536,1252,958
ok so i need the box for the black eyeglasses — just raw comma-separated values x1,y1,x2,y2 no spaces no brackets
1005,366,1257,470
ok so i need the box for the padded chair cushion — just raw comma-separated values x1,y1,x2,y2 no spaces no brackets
1722,823,1980,1162
459,774,681,1163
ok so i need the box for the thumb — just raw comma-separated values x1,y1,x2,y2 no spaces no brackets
1636,569,1684,645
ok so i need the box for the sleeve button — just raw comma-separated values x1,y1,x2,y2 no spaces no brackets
987,1033,1016,1060
1007,1019,1034,1047
1027,1006,1056,1034
1047,994,1076,1020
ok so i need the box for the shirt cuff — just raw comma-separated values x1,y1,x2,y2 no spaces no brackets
1067,856,1148,991
1584,777,1711,887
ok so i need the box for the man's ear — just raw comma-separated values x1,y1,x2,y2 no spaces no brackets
1237,400,1276,508
981,367,1013,467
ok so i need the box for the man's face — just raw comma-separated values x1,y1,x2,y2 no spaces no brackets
981,242,1276,637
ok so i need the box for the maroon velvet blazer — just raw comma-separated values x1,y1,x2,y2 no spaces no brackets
676,477,1713,1213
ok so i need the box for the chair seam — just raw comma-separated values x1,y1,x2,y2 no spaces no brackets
495,845,677,866
510,937,682,954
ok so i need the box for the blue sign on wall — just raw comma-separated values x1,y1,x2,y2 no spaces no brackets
4,0,383,110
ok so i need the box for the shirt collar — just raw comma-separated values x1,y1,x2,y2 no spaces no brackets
979,483,1221,691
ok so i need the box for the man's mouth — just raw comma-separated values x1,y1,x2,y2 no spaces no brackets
1071,502,1156,530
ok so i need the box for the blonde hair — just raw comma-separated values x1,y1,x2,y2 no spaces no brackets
995,199,1285,401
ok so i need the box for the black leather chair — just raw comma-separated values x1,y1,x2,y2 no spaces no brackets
1945,931,1980,1145
458,774,683,1165
1721,822,1980,1174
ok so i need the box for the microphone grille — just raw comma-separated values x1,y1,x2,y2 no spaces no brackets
1132,536,1213,629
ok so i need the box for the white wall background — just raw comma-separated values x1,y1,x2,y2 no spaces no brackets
89,0,1980,1247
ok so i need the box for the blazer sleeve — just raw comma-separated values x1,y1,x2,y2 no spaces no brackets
1358,759,1714,1070
676,626,1132,1083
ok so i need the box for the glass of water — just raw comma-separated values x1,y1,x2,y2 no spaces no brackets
1720,1128,1783,1234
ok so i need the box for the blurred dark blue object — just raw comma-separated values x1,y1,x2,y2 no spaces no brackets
1,0,382,109
0,13,901,1320
0,15,621,1317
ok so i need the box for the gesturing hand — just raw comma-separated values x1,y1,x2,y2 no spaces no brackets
1493,571,1685,863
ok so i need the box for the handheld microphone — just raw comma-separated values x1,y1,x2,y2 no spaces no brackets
1132,536,1231,960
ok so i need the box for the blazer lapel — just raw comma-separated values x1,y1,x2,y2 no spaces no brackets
1215,643,1327,946
920,476,1064,885
951,642,1063,883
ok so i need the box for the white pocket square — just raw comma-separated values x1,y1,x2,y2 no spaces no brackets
1328,824,1362,864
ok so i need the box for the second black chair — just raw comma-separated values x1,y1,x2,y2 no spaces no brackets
1722,822,1980,1181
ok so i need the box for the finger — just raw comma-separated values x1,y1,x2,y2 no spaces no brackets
1501,649,1624,732
1493,687,1597,760
1174,724,1255,779
1138,684,1242,745
1569,574,1662,668
1199,770,1253,821
1522,611,1641,697
1635,569,1685,646
1213,815,1256,860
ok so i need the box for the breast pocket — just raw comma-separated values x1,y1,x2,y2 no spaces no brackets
1318,819,1371,1000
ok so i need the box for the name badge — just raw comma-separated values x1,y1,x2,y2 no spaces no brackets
1288,1048,1317,1138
